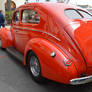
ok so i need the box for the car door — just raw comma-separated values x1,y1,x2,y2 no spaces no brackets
12,10,22,52
14,7,41,53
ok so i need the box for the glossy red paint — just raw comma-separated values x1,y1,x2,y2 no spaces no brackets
1,3,92,84
1,28,13,48
74,20,92,75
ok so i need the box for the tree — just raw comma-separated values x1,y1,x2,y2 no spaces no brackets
7,0,11,11
57,0,70,3
57,0,64,2
64,0,70,3
36,0,39,2
46,0,50,1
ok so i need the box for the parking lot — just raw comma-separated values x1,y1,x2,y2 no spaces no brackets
0,41,92,92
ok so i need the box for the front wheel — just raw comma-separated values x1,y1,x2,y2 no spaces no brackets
0,39,6,50
28,51,46,83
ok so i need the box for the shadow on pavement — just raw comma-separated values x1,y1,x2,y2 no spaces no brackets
0,41,92,92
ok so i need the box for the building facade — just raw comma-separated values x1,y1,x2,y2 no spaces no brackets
0,0,70,13
0,0,26,13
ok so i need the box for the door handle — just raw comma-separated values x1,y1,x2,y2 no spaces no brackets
14,30,19,32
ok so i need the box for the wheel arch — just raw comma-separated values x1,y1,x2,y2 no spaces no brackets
24,37,78,84
25,50,32,66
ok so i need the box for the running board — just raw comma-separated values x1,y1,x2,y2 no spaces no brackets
6,47,24,63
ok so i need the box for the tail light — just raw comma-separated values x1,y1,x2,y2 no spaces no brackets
63,58,72,66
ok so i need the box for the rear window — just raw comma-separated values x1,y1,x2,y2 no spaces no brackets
65,9,83,19
78,10,92,20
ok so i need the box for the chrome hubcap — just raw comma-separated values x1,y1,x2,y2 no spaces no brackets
30,56,40,77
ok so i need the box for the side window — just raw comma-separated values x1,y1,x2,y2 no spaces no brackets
22,10,40,24
14,11,19,22
64,9,83,19
78,10,92,19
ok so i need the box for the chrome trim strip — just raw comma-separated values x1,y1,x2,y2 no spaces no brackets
13,26,61,41
70,75,92,85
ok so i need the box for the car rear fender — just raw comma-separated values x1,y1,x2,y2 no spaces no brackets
24,38,78,84
0,28,13,48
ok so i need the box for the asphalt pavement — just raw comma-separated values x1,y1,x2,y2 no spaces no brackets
0,41,92,92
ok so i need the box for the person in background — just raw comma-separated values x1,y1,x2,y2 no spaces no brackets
0,10,5,28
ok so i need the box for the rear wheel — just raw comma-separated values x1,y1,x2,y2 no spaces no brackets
27,51,45,83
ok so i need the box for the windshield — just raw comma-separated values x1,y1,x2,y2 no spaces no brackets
64,9,83,19
78,10,92,19
65,9,92,20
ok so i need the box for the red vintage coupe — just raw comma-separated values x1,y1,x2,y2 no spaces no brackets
1,2,92,85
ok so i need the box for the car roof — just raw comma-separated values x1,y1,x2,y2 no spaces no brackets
17,3,86,27
18,2,83,18
18,2,81,11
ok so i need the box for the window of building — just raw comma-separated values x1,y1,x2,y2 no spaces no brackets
64,9,83,19
22,10,40,24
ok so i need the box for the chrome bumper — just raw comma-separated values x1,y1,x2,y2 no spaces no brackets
70,75,92,85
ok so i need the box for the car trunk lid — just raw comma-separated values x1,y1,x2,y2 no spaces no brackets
65,19,92,68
